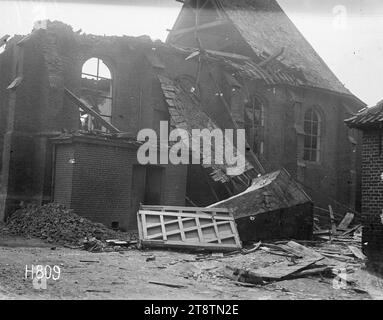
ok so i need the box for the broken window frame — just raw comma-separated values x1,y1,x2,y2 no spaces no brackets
80,57,113,131
303,108,321,162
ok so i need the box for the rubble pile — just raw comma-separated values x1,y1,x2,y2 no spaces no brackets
6,203,129,250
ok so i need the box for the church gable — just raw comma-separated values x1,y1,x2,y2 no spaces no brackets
167,0,354,97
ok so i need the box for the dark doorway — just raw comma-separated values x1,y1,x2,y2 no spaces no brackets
144,166,164,205
131,165,146,230
131,165,164,229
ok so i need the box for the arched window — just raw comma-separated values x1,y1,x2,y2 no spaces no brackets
80,57,112,131
303,108,321,162
244,95,265,155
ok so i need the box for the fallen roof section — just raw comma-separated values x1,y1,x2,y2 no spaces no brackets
209,168,313,241
209,168,312,217
158,74,254,183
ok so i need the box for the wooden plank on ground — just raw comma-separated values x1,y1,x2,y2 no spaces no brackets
338,212,355,231
348,245,366,260
250,258,321,280
341,224,362,236
283,241,323,259
225,258,322,284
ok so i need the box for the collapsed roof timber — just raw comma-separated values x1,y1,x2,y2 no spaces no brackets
0,0,364,240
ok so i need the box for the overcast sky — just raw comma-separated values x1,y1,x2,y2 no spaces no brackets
0,0,382,106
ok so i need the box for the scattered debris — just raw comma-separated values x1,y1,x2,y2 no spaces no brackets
283,266,333,279
137,205,241,251
342,225,362,236
146,255,156,262
105,239,130,246
234,257,320,281
259,246,297,258
83,237,109,252
148,281,187,289
348,246,367,260
222,237,368,288
282,241,324,259
211,253,224,258
241,241,262,254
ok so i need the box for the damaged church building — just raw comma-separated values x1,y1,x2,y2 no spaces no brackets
0,0,365,239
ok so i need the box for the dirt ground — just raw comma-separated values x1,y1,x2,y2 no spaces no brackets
1,234,382,300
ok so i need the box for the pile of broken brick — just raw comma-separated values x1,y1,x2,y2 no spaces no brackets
4,203,136,252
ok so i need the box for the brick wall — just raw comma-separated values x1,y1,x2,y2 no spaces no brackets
361,130,383,260
53,136,187,231
53,144,74,207
361,132,383,215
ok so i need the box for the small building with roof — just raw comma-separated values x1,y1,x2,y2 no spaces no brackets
345,100,383,261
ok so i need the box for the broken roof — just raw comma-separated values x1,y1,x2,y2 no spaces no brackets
345,100,383,130
168,0,359,98
208,168,312,219
218,0,351,94
217,0,351,95
158,74,254,183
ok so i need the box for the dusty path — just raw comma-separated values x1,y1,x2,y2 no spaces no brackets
0,235,377,300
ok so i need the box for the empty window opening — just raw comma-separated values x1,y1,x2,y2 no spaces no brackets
80,57,112,131
303,108,321,162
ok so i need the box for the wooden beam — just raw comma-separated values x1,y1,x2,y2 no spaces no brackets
328,205,337,238
169,19,229,37
258,48,285,67
141,205,229,213
185,195,198,207
205,49,251,61
64,88,121,133
337,212,354,231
